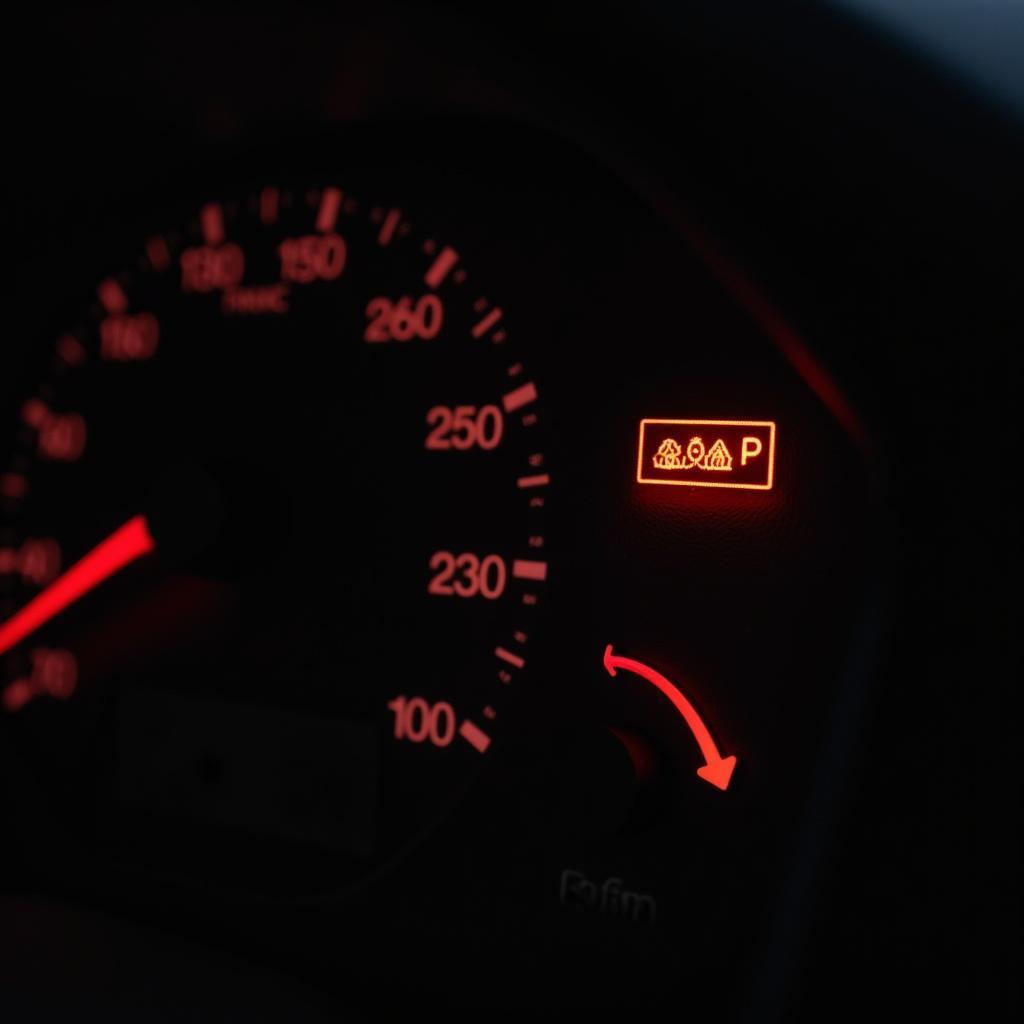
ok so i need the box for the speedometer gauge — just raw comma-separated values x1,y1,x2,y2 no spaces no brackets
0,183,549,894
0,120,881,1017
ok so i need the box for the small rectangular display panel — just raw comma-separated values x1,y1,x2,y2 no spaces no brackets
636,419,776,490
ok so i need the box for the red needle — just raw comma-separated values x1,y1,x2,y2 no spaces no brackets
0,515,155,658
603,644,738,791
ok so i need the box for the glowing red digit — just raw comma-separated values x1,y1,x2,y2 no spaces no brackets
449,406,478,450
475,405,504,449
314,234,346,278
429,703,456,746
387,696,404,737
31,648,77,700
452,552,480,597
417,295,443,338
389,297,417,341
17,539,61,586
364,298,392,342
425,407,451,449
478,555,507,599
405,697,431,742
427,550,456,594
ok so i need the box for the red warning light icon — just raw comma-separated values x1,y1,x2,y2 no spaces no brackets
638,419,776,490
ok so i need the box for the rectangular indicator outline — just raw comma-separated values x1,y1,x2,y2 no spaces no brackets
636,419,776,490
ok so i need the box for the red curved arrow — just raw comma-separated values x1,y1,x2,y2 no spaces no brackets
603,644,737,791
0,515,155,659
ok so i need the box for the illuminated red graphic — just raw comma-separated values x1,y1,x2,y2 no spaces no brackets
388,695,456,747
516,473,550,489
376,208,402,246
316,187,343,233
501,381,538,413
0,515,155,661
146,235,171,272
222,284,289,315
602,645,737,791
511,559,547,581
101,312,160,361
98,279,128,315
200,202,225,246
494,645,525,669
181,244,245,293
259,186,279,225
471,307,503,339
22,400,87,462
57,335,87,367
424,246,459,289
278,234,346,283
637,419,775,490
458,719,492,753
0,538,61,586
653,436,732,471
3,648,78,712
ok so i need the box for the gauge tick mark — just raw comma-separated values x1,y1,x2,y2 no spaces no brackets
424,246,459,289
458,719,492,754
316,188,343,232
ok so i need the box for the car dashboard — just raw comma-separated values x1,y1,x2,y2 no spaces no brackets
0,4,1017,1020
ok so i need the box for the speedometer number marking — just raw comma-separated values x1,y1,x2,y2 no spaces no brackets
278,234,347,282
100,313,159,361
364,295,443,342
180,244,245,293
428,551,507,600
22,402,87,462
424,404,503,450
388,696,457,747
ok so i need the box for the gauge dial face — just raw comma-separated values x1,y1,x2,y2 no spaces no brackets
0,185,548,893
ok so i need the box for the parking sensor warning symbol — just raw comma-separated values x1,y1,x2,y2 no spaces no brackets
653,436,735,472
652,438,684,469
638,420,776,490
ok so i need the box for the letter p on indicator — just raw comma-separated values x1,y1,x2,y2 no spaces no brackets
741,436,763,465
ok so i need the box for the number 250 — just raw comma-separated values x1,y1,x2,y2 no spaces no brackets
425,405,503,450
